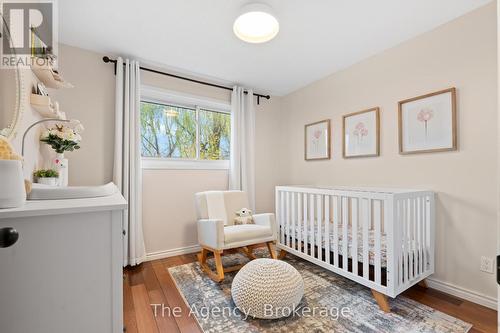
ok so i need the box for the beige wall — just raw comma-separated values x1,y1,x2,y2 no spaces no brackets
52,43,283,256
142,169,229,254
51,45,116,186
279,3,497,300
255,96,284,213
10,69,44,179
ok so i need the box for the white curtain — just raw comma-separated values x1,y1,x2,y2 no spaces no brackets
229,86,256,210
113,57,146,266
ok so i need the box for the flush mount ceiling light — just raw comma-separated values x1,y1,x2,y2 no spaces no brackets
233,3,279,44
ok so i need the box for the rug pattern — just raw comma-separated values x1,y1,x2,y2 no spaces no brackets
168,251,472,333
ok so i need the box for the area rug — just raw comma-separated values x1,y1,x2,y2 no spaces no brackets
168,251,472,333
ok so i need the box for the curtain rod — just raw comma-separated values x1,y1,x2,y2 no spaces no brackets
102,56,271,105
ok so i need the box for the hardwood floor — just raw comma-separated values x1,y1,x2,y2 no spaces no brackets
123,252,497,333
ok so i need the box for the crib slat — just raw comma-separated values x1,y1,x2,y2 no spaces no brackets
403,199,409,284
401,198,406,283
342,197,348,270
407,198,412,281
351,198,358,276
334,196,340,267
414,197,418,278
423,196,428,272
362,198,370,280
291,192,296,250
303,193,308,255
275,190,280,243
384,197,395,294
408,197,413,281
411,197,416,279
418,196,423,275
298,193,303,254
286,192,291,247
310,194,315,257
413,197,418,278
324,195,330,264
316,194,322,261
374,200,381,285
413,197,418,276
279,191,285,244
397,199,403,286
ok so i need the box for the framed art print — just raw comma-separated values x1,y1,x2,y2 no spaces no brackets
343,107,380,158
398,88,457,154
304,119,330,160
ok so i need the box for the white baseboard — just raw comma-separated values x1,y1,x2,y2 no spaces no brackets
145,245,201,262
426,277,497,310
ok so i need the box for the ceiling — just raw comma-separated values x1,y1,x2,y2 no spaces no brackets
58,0,492,96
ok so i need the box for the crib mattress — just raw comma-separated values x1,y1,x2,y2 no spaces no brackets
283,223,387,267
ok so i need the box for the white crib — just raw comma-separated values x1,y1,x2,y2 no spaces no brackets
275,185,435,312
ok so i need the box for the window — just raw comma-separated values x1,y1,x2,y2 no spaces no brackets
198,109,230,160
140,102,197,159
140,97,231,169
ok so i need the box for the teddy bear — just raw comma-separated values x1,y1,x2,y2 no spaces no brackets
234,208,255,225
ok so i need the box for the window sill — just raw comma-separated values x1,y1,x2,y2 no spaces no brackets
141,158,229,170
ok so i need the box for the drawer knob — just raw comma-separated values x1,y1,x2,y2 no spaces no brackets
0,227,19,248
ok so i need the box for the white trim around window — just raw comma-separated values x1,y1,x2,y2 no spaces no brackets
140,85,231,170
141,85,231,113
142,158,229,170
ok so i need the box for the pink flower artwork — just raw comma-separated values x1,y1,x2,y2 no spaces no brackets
353,122,368,143
311,129,323,151
417,108,434,138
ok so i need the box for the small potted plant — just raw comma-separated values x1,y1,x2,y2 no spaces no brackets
33,169,59,186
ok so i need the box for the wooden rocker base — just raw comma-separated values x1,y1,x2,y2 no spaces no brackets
198,241,278,282
371,289,391,313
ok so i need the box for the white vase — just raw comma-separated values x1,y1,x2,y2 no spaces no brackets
37,177,58,186
0,160,26,208
54,153,69,187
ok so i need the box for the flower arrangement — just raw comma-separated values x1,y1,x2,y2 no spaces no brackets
33,169,59,178
40,123,83,154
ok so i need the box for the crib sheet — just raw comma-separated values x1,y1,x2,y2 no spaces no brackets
283,223,388,267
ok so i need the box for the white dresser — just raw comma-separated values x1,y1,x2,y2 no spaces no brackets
0,193,127,333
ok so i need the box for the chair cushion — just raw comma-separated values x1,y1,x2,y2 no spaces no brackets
223,192,249,226
224,224,273,244
195,191,249,226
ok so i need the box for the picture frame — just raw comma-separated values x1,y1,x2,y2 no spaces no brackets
398,88,457,154
304,119,331,161
342,107,380,158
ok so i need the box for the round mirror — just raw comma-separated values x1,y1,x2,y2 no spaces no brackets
0,13,22,140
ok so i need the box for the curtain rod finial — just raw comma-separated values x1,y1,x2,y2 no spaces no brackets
103,56,111,63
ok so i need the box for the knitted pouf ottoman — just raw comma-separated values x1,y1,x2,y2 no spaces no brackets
231,258,304,319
